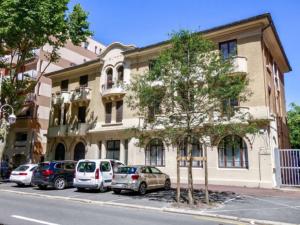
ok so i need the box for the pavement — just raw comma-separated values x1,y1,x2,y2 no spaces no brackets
0,182,300,225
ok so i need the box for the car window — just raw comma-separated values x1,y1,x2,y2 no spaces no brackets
150,167,162,174
100,161,111,172
115,167,137,174
14,165,29,171
37,163,50,171
64,162,75,170
140,167,151,174
55,163,63,169
111,161,124,172
30,166,37,172
77,162,96,172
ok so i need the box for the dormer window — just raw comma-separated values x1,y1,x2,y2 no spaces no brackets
106,68,113,89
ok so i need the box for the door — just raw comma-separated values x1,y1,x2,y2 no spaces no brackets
106,140,120,160
100,161,113,186
75,161,96,184
74,142,85,161
55,143,65,160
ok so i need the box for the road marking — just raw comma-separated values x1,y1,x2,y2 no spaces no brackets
193,215,247,225
11,215,59,225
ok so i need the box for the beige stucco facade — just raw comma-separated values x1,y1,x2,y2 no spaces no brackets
45,14,291,188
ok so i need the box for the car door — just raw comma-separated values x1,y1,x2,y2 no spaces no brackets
142,166,157,189
150,167,164,188
100,161,113,186
64,162,76,186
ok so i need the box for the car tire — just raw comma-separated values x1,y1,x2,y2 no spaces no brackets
38,185,47,190
98,184,107,193
113,189,121,194
164,179,171,190
54,177,66,190
139,182,147,195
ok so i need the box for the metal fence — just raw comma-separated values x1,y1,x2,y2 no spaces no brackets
275,149,300,187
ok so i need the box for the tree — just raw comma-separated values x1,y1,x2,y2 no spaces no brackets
127,30,260,205
0,0,92,113
287,103,300,149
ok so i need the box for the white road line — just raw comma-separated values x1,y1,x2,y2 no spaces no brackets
11,215,60,225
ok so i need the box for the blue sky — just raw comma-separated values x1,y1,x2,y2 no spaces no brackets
69,0,300,108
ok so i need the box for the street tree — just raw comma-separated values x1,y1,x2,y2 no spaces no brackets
0,0,92,113
287,103,300,149
127,30,260,205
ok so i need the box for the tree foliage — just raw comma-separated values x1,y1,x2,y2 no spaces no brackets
0,0,92,112
127,30,260,204
287,103,300,149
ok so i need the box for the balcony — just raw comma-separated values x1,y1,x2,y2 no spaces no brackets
70,87,91,103
68,123,90,136
232,56,248,74
52,91,71,105
101,82,126,100
48,125,67,138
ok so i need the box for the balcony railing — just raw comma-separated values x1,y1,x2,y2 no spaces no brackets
101,82,126,98
51,91,70,105
68,123,90,136
70,87,91,103
48,125,68,138
232,56,248,74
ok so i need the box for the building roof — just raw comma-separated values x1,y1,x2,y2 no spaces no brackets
124,13,291,72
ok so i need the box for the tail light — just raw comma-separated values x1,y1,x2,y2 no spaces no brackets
131,174,139,180
19,172,27,176
42,170,54,176
95,168,100,179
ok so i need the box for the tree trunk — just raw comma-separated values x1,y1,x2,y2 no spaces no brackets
204,144,209,204
176,146,181,204
187,137,194,205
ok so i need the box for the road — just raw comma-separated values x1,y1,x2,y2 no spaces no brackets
0,191,244,225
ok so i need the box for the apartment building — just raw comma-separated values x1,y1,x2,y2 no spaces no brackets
46,14,291,188
2,37,105,166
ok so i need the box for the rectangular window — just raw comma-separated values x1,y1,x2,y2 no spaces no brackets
15,132,27,142
106,140,120,160
61,80,69,91
78,106,86,123
219,40,237,59
124,139,128,165
105,102,112,123
79,75,88,87
116,101,123,123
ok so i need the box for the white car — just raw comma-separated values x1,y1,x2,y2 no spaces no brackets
9,164,38,186
74,159,124,191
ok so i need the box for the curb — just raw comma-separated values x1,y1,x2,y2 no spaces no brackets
0,189,297,225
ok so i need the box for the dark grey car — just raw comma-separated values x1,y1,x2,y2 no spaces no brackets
111,165,171,195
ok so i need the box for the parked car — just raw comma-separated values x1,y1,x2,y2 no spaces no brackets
73,159,124,192
111,165,171,195
31,160,76,190
9,164,37,186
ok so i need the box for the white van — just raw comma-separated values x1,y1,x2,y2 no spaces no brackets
73,159,124,191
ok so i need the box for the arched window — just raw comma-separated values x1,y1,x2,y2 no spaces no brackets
117,66,124,82
55,143,65,160
145,139,165,166
106,68,113,89
74,142,85,161
218,135,248,168
180,137,203,167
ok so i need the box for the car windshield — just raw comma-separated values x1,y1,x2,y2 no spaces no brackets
37,163,50,170
14,165,29,171
77,162,96,173
115,167,137,174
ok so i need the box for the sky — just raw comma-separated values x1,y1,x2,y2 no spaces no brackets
69,0,300,108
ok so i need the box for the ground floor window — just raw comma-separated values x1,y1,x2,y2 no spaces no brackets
218,135,248,168
106,140,120,160
180,137,203,167
145,139,165,166
55,143,65,160
74,142,85,161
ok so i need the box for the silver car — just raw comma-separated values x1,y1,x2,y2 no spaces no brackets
111,165,171,195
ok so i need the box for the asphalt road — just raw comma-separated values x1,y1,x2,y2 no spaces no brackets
0,191,242,225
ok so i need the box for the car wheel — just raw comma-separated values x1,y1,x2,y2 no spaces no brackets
113,189,121,194
54,177,66,190
164,179,171,190
98,184,107,193
139,183,147,195
38,185,47,190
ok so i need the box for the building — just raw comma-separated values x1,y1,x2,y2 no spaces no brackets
2,37,105,166
46,14,291,188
